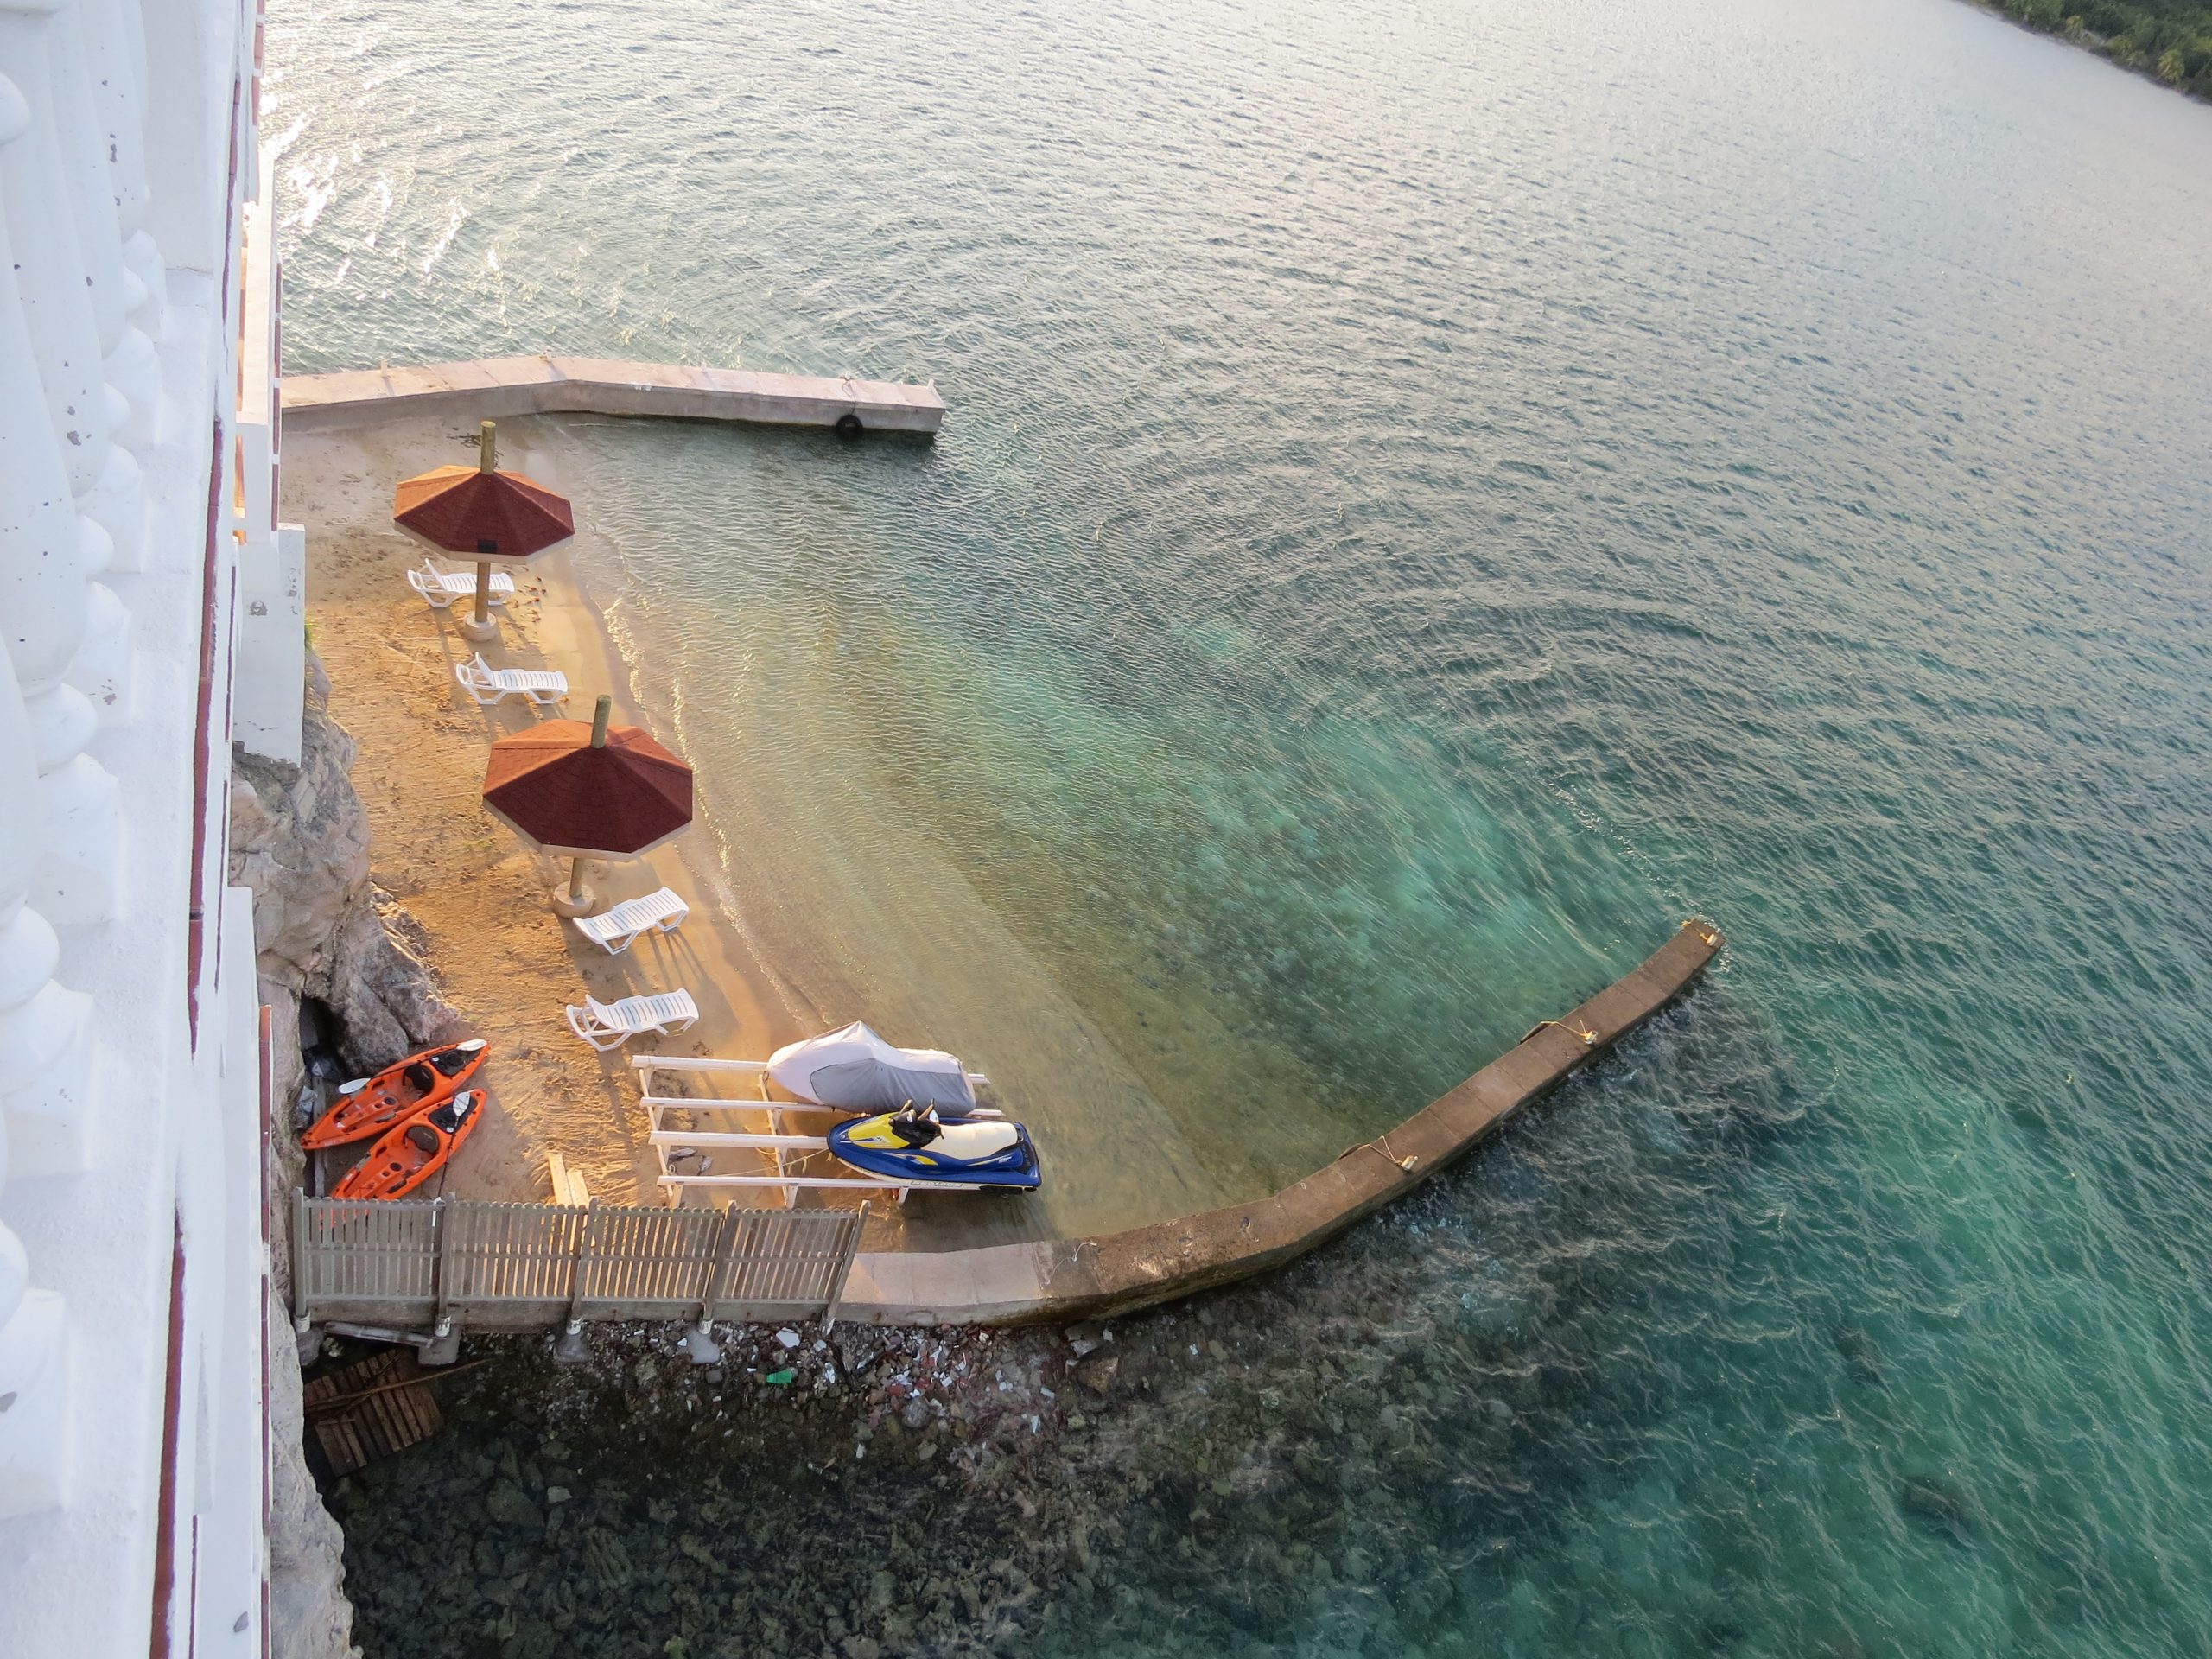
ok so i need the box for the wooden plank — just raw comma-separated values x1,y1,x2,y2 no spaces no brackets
303,1348,444,1476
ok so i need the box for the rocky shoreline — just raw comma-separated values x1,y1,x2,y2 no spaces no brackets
315,1024,1747,1659
327,1287,1522,1659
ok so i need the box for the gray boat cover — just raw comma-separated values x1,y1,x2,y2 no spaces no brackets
766,1021,977,1112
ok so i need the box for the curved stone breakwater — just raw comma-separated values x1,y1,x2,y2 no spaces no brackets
841,918,1725,1325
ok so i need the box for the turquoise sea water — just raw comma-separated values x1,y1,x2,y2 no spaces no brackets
271,0,2212,1650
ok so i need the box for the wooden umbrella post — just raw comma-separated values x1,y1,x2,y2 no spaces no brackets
552,696,618,918
471,421,498,634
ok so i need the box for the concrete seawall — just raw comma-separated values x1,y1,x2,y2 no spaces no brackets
838,918,1726,1325
281,354,947,435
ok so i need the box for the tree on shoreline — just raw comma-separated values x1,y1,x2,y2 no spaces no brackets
1993,0,2212,100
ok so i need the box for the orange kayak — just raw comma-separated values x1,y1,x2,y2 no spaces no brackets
302,1039,487,1150
331,1089,486,1202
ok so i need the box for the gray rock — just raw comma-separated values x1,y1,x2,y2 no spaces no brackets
485,1479,543,1530
1898,1473,1975,1541
229,658,459,1078
264,1287,360,1659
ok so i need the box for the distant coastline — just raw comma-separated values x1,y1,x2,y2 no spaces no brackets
1966,0,2212,101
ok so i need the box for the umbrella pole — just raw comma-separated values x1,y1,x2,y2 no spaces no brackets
554,852,594,917
464,421,500,640
553,702,614,917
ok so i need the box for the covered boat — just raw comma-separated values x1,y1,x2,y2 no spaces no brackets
827,1105,1041,1191
767,1021,978,1113
331,1089,486,1202
303,1039,488,1149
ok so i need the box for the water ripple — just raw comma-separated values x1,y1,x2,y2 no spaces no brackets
272,0,2212,1650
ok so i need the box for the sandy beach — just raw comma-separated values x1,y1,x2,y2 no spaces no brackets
289,411,945,1243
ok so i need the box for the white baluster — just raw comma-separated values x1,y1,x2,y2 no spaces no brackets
0,63,119,921
45,0,156,447
0,0,142,728
0,568,86,1521
0,3,108,499
53,4,136,721
64,574,130,726
109,0,161,338
74,0,159,338
0,3,150,587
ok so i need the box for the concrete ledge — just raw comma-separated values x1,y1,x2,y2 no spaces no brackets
280,354,947,435
837,918,1726,1325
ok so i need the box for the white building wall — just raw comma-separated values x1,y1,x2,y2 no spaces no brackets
233,177,306,766
0,0,289,1651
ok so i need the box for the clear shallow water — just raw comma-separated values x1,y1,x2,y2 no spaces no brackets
271,0,2212,1651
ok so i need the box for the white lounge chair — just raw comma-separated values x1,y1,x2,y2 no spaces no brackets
407,558,514,610
573,887,690,954
565,988,700,1052
454,652,569,709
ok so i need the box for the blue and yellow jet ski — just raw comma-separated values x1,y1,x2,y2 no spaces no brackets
827,1104,1042,1192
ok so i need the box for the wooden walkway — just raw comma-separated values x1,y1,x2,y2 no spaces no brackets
281,354,946,435
291,1195,868,1334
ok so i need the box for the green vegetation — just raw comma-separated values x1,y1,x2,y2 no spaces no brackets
1991,0,2212,99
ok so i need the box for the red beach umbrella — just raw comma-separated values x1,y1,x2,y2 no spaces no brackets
481,696,693,912
394,420,575,636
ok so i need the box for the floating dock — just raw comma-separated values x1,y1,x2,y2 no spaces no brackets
280,354,947,435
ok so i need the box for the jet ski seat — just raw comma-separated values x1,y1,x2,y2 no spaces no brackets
932,1119,1021,1159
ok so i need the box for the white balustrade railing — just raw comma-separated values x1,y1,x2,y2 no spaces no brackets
0,53,118,931
0,0,150,588
1,0,281,1640
0,0,166,1527
0,2,113,500
0,48,101,1524
43,1,156,435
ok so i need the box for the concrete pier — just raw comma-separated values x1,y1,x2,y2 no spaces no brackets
281,354,947,435
838,918,1725,1325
